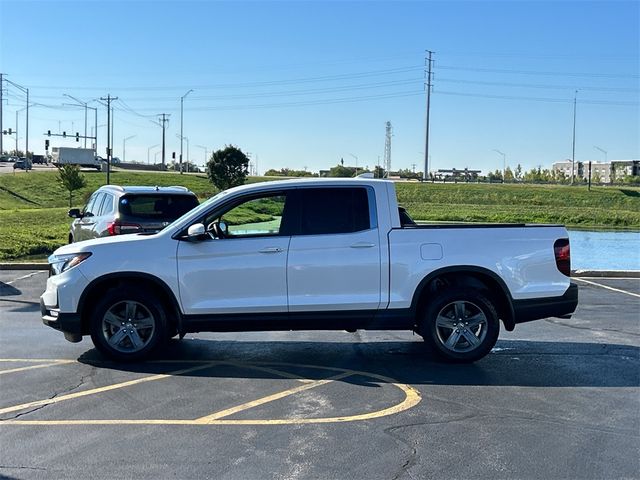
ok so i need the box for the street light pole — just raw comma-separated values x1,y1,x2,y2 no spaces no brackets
196,145,209,169
147,144,159,165
63,94,89,148
180,89,194,174
594,145,607,163
493,149,506,182
349,153,359,176
571,90,578,185
122,135,136,163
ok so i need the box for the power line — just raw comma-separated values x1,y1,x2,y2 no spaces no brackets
437,65,639,79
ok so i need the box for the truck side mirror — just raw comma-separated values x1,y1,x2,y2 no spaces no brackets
68,208,82,219
186,223,207,241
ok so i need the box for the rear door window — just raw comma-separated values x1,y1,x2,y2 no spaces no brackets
295,187,371,235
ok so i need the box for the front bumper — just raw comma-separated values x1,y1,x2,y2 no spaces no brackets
40,298,82,335
512,282,579,324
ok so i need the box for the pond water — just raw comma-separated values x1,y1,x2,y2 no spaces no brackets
569,230,640,271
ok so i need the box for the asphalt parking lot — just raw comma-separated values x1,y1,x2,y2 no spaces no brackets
0,271,638,480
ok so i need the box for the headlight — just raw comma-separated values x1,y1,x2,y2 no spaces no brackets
48,252,92,276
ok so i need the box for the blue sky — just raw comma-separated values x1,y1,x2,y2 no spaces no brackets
1,0,638,175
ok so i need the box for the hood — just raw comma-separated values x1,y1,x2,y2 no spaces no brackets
51,232,155,257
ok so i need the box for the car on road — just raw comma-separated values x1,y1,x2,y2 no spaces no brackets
13,158,32,170
43,177,578,363
67,184,199,243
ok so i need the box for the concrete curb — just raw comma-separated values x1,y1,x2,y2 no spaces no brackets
572,269,640,278
0,263,49,271
0,263,638,278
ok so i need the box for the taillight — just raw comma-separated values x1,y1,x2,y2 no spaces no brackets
106,221,142,236
554,238,571,277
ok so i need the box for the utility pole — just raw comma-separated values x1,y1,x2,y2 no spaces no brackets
571,90,577,185
5,79,29,160
100,94,118,184
0,73,3,155
158,114,170,168
423,50,434,181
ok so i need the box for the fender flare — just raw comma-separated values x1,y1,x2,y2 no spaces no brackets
410,265,516,331
77,272,183,334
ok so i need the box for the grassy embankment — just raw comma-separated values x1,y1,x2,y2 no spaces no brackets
0,169,638,261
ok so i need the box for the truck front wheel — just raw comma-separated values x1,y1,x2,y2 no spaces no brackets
420,288,499,362
90,287,167,362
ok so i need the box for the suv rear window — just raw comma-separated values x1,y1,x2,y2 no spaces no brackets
119,194,199,220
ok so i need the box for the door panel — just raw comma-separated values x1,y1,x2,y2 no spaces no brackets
177,236,290,315
287,229,381,311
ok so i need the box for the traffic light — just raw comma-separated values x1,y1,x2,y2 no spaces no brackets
8,128,12,135
47,130,51,136
45,140,49,150
76,132,79,142
172,152,176,159
63,131,66,138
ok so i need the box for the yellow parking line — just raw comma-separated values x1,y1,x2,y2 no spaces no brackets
195,371,353,424
0,362,218,416
0,361,423,426
0,381,421,426
223,361,315,383
0,360,75,376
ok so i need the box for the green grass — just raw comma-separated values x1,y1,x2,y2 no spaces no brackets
396,183,640,227
0,170,638,261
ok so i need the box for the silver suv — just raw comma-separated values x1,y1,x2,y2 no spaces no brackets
68,185,199,243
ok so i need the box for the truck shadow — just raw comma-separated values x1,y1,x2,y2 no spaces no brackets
77,338,639,388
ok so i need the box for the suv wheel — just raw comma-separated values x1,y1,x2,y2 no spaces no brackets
420,288,499,363
90,287,167,361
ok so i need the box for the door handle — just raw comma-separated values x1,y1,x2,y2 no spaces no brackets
259,247,283,254
350,242,376,249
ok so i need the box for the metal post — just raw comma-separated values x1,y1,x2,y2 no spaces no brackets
571,90,577,185
423,50,434,181
180,89,193,174
25,88,29,161
0,73,3,155
122,135,135,163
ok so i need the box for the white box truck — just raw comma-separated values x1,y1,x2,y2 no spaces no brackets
51,147,102,171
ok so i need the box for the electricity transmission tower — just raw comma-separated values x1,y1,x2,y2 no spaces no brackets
384,121,393,178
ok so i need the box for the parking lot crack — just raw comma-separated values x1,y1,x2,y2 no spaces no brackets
1,375,88,421
0,464,47,471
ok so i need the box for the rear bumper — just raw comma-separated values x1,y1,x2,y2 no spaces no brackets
512,282,579,324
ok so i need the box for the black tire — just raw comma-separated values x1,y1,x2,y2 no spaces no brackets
90,287,167,362
419,288,500,363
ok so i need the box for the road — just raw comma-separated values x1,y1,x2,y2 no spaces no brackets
0,271,638,480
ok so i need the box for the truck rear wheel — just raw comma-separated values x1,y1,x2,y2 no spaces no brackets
420,288,499,363
90,287,167,362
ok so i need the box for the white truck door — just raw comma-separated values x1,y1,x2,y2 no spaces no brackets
177,193,291,315
287,187,381,312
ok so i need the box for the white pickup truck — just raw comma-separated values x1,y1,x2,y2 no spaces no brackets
41,177,578,362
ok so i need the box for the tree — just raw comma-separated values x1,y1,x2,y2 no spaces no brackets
206,145,249,190
504,166,514,183
373,166,386,178
57,164,87,207
515,164,523,180
328,164,356,177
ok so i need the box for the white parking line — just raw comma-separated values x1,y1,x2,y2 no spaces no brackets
574,278,640,298
6,271,46,285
